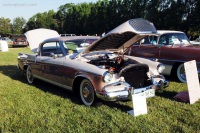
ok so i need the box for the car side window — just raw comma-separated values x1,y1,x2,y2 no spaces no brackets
42,41,63,57
133,41,139,46
141,36,157,46
141,37,150,45
158,35,167,46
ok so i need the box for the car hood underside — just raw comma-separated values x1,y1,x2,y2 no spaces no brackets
82,18,158,54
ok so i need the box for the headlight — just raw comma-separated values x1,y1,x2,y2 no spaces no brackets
103,72,113,83
157,64,165,73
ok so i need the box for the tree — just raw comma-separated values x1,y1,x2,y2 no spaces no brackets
23,0,200,36
185,0,199,36
25,10,58,32
55,3,75,33
0,17,11,35
12,17,26,34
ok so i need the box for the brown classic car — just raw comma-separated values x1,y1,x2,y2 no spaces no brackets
17,19,168,106
128,30,200,83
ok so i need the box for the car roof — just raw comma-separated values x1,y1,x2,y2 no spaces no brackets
157,30,184,35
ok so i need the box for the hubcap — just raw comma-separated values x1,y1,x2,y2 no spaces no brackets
83,86,90,98
81,82,93,103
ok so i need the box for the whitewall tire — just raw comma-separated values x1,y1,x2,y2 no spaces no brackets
80,79,95,106
177,64,186,83
26,66,34,84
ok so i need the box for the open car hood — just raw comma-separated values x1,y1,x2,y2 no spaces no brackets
25,28,60,53
83,18,157,54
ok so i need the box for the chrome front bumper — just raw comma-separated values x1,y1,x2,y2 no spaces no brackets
96,75,169,101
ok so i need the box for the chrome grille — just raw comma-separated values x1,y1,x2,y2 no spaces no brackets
119,64,149,88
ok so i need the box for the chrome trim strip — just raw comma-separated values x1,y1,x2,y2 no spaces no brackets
103,81,130,88
146,58,200,75
147,57,200,65
33,75,72,91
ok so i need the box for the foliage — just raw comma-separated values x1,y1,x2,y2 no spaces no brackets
24,10,58,31
0,48,200,132
12,17,26,34
51,0,200,36
0,17,12,35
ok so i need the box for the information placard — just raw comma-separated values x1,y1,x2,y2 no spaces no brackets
0,40,9,52
127,92,147,116
184,60,200,104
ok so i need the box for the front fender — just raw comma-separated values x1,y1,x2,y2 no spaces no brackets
73,72,105,92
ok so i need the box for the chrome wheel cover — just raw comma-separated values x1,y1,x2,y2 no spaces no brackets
80,79,94,106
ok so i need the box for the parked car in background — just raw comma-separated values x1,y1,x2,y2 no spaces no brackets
12,34,28,47
17,19,168,106
0,37,6,40
128,30,200,83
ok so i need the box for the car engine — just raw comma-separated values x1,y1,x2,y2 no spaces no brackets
86,53,151,88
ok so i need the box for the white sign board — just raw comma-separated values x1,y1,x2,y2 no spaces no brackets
127,92,147,116
0,40,9,52
184,60,200,104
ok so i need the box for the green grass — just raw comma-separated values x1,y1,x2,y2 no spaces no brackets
0,48,200,132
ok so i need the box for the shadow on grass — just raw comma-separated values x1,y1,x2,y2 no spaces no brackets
164,75,179,83
101,101,133,112
0,65,180,110
0,65,82,105
156,90,178,100
0,65,27,82
0,65,133,110
33,80,83,105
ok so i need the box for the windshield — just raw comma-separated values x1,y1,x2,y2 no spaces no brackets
63,39,98,57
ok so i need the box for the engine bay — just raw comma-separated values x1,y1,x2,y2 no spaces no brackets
82,52,151,88
84,52,139,73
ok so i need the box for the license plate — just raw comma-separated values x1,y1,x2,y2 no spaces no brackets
140,89,155,98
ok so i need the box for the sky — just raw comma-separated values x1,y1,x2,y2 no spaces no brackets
0,0,98,22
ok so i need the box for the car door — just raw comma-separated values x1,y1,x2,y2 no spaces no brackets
37,41,64,84
157,33,181,62
129,36,160,61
